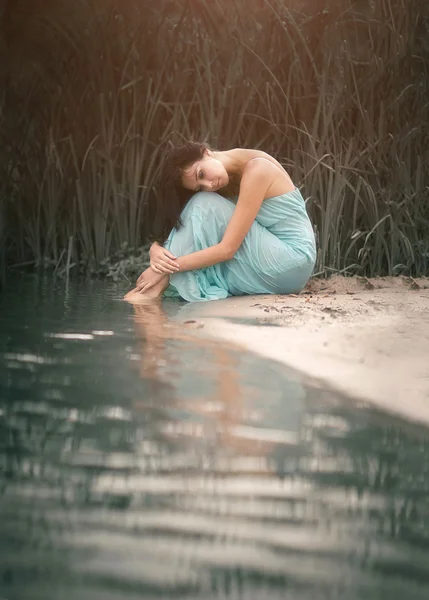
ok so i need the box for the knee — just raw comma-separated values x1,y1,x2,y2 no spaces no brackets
187,191,234,215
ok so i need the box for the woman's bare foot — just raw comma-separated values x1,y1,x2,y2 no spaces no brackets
124,275,170,303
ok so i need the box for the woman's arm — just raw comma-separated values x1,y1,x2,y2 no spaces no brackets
175,159,276,273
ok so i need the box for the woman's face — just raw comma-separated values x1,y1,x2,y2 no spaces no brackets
181,153,229,193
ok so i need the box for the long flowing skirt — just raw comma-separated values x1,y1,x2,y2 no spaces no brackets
164,191,316,302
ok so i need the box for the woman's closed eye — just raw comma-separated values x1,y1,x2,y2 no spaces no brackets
195,169,204,192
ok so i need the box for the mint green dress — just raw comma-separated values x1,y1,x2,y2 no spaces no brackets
164,188,316,302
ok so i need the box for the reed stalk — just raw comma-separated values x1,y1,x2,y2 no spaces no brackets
1,0,427,278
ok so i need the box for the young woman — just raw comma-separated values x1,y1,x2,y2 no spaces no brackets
125,142,316,302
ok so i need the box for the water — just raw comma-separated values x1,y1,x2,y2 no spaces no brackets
1,276,429,600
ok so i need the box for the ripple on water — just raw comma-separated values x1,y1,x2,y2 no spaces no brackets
0,277,429,599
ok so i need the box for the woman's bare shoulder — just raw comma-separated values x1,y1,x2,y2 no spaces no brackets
242,156,280,178
230,147,284,170
233,149,295,196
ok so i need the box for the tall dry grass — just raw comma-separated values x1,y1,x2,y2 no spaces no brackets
1,0,428,278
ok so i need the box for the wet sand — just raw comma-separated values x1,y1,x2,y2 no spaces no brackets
176,276,429,426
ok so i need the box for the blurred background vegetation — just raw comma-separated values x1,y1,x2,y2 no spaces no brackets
0,0,428,282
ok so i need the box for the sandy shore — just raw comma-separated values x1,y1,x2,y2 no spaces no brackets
175,276,429,426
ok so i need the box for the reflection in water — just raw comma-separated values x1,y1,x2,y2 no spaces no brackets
0,277,429,599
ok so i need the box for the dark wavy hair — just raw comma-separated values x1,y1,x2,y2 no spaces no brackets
153,140,209,243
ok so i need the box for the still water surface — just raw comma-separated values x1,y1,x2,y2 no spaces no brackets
1,277,429,599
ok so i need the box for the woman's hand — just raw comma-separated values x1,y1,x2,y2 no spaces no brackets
135,266,166,293
149,242,180,275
